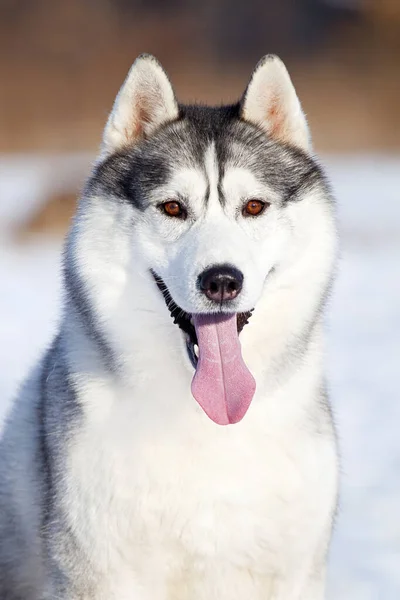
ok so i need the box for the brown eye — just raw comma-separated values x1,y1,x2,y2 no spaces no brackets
243,199,268,217
161,200,186,219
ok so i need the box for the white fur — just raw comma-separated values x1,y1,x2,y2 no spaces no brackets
66,177,337,600
60,56,338,599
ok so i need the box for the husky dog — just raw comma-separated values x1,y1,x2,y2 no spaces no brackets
0,54,338,599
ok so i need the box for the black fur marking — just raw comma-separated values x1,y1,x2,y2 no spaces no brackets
63,260,118,372
37,342,57,533
179,103,242,139
86,150,170,210
87,101,328,212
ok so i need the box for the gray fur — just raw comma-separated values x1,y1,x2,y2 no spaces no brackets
88,103,327,213
0,333,83,598
0,56,338,599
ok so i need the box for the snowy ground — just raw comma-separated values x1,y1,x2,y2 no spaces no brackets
0,155,399,598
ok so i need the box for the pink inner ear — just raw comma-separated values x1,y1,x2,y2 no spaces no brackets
266,94,285,141
127,98,147,142
130,93,163,141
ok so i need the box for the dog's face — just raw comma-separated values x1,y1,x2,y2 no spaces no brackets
81,55,335,425
94,113,324,316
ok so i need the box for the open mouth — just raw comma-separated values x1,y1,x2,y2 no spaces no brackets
151,271,253,369
151,270,257,426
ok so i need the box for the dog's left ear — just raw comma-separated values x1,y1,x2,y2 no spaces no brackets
241,55,311,152
102,54,179,155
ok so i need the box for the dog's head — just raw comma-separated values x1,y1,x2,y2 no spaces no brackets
78,55,336,425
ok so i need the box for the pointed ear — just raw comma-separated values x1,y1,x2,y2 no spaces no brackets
102,54,179,154
240,55,311,152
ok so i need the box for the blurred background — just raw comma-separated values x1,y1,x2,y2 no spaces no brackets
0,1,399,598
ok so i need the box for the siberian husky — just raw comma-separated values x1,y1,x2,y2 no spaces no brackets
0,54,338,599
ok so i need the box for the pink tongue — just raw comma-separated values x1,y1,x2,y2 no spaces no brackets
191,314,256,425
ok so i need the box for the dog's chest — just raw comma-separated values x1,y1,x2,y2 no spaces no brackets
124,430,311,563
68,393,332,581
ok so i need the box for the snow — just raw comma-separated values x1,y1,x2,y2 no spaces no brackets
325,157,400,600
0,153,91,235
0,154,399,597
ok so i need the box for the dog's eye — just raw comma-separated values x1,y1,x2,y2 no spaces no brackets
161,201,186,219
243,199,269,217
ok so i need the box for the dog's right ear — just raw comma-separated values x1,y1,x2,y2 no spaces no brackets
102,54,179,155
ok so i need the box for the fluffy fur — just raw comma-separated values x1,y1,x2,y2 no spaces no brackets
0,54,338,599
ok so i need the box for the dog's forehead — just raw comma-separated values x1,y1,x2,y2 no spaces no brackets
153,144,275,214
89,104,324,208
153,112,319,204
153,139,266,211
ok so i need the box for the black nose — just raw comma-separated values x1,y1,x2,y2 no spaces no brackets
198,265,244,303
